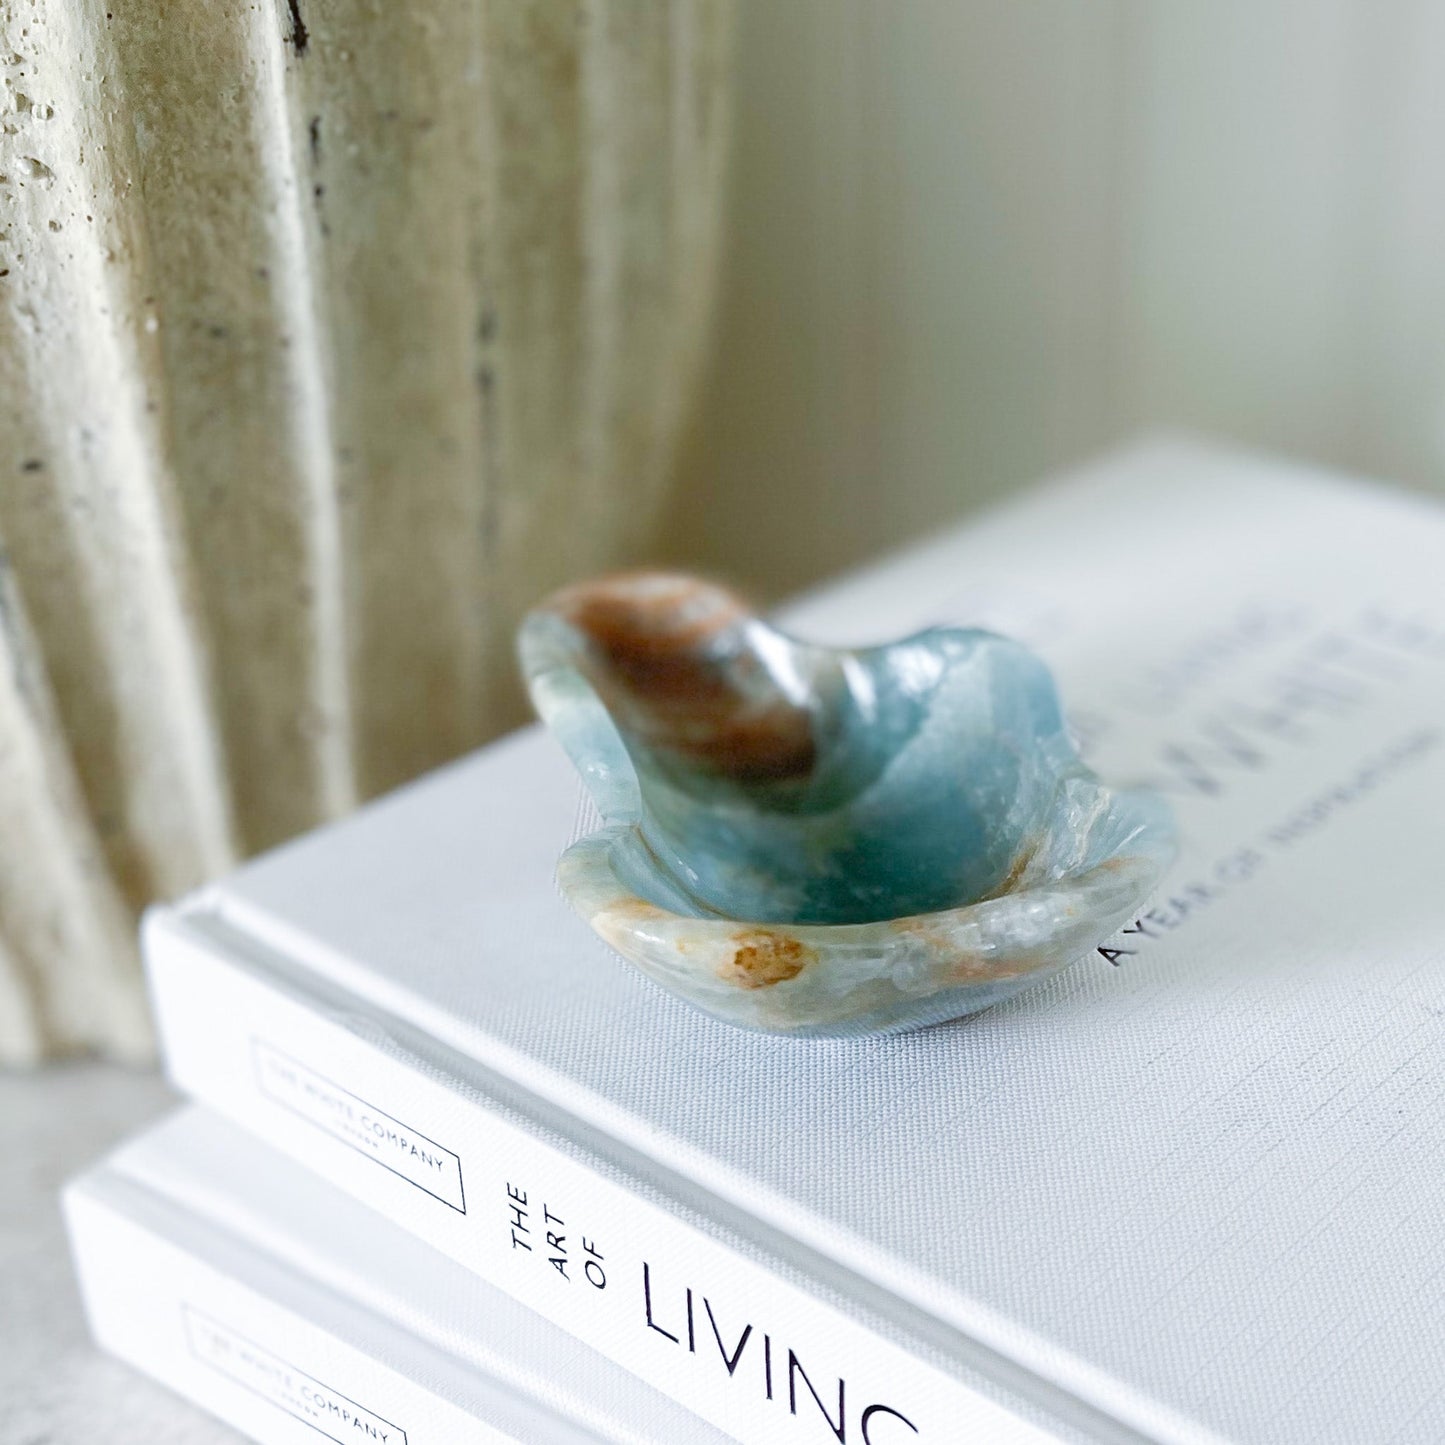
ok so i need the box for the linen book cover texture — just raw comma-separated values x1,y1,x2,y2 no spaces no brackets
67,1107,734,1444
154,440,1445,1445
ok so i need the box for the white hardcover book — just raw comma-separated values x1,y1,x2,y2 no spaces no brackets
65,1106,734,1444
147,439,1445,1445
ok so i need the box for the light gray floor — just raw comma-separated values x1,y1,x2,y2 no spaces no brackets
1,1062,242,1445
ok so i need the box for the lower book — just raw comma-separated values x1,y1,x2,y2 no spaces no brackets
64,1106,735,1445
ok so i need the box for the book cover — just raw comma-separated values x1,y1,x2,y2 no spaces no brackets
148,439,1445,1444
65,1106,733,1444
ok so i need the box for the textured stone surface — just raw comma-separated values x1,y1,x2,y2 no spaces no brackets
0,0,733,1063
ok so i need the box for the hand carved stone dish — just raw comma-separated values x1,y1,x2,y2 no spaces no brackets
519,573,1175,1037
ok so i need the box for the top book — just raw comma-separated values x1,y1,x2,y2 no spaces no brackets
150,440,1445,1445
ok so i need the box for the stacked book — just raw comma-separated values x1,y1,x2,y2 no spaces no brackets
67,439,1445,1444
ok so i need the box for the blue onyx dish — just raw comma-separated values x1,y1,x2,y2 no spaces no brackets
519,573,1175,1037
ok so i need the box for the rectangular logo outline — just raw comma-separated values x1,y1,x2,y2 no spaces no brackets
251,1038,467,1214
183,1304,409,1445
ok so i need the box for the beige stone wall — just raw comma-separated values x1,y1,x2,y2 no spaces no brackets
0,0,732,1064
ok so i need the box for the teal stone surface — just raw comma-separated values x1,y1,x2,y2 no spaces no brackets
519,573,1175,1037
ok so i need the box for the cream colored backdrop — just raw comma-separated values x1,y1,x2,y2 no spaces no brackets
674,0,1445,593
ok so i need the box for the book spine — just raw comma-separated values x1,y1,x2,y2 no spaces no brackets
146,906,1082,1445
65,1175,539,1445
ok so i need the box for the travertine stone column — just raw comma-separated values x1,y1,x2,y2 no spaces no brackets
0,0,732,1064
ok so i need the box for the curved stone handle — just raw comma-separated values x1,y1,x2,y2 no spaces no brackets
518,573,824,820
